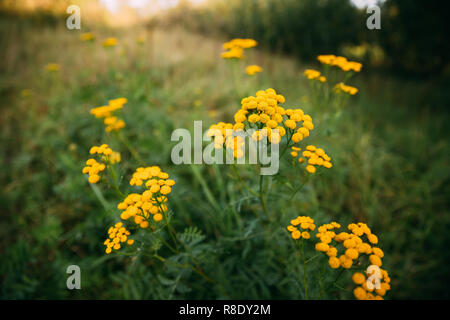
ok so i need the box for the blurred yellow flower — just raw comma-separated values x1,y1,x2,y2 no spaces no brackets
221,47,244,59
80,32,94,41
221,38,257,59
103,37,117,47
21,89,32,97
137,35,145,44
334,82,358,95
46,63,60,72
246,65,262,75
303,69,326,83
317,54,362,72
90,97,127,132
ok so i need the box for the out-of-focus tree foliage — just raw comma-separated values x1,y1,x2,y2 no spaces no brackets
376,0,450,74
158,0,450,75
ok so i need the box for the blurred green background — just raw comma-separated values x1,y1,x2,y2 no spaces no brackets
0,0,449,299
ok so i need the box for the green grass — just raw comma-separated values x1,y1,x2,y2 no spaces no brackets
0,15,449,300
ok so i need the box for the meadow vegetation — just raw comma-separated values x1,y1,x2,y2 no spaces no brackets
0,2,449,299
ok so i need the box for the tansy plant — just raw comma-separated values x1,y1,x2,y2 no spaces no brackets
287,218,391,300
84,98,218,292
304,54,362,118
79,44,389,299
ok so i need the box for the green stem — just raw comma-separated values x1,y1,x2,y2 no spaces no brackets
300,239,308,300
259,174,269,220
232,164,259,197
289,174,310,201
117,131,145,165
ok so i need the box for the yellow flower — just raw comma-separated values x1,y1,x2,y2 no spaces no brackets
80,32,94,41
21,89,32,97
317,54,362,72
118,166,175,228
328,257,340,269
103,37,117,47
304,69,322,80
313,221,391,299
90,98,127,132
286,216,315,240
221,47,244,59
334,82,358,95
246,65,262,75
292,145,332,174
104,224,133,254
353,287,367,300
83,144,118,184
352,272,366,285
137,35,145,44
317,54,336,65
221,38,257,59
223,38,258,50
46,63,60,72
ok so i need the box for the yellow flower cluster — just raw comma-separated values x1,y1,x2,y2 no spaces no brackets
317,55,362,72
82,144,119,183
90,98,127,132
304,69,326,82
314,222,390,299
116,166,175,228
291,145,332,173
221,38,257,59
207,89,315,159
352,268,391,300
223,38,258,50
106,151,121,164
82,158,105,184
137,35,145,44
104,116,126,132
334,82,358,95
206,122,245,158
243,88,313,141
286,216,316,239
246,65,262,75
103,37,117,47
104,222,134,254
80,32,94,41
46,63,60,72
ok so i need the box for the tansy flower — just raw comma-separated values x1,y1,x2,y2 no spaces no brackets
223,38,258,50
137,35,145,44
221,38,257,59
246,65,262,75
103,37,117,47
207,88,315,162
104,222,134,254
80,32,94,41
304,69,326,82
312,221,391,300
334,82,358,95
317,54,362,72
221,47,244,59
82,144,119,184
90,98,127,132
286,216,315,240
117,166,175,228
291,145,332,173
46,63,60,72
21,89,32,97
